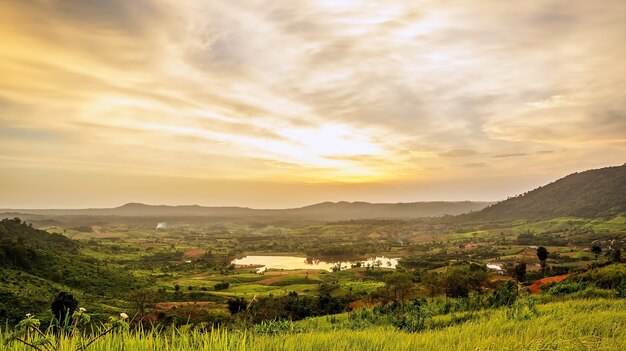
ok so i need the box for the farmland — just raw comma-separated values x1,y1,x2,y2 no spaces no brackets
2,212,624,326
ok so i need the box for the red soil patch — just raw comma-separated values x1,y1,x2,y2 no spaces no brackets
528,274,571,294
256,275,287,285
351,270,365,278
184,248,205,258
348,299,378,310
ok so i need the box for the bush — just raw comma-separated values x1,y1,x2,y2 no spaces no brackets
227,297,247,314
570,264,626,289
51,292,79,328
490,281,518,307
548,282,586,296
391,302,432,333
346,308,388,329
506,298,536,320
572,287,614,299
214,282,230,291
615,278,626,298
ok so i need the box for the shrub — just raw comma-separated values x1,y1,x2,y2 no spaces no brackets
571,264,626,289
227,297,247,314
548,282,586,296
572,287,614,299
51,292,79,328
506,298,536,320
346,308,388,329
214,282,230,291
490,281,518,307
392,303,432,333
616,278,626,298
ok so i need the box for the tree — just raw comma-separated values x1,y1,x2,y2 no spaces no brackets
513,262,527,282
591,245,602,261
383,272,414,303
421,272,442,299
128,288,155,315
611,248,622,262
227,297,247,314
441,264,488,298
51,292,79,327
537,247,549,276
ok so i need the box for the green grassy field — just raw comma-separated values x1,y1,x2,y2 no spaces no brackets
3,299,625,351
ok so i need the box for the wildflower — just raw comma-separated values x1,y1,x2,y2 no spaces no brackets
26,313,33,318
120,312,128,319
79,307,86,312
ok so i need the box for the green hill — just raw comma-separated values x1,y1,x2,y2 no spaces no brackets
466,164,626,222
0,218,142,324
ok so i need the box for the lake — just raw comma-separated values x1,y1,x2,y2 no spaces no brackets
231,255,399,273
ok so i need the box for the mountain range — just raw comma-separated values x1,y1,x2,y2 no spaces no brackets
2,163,624,222
0,201,491,221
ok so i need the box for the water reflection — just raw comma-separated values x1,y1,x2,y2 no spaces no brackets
231,255,399,273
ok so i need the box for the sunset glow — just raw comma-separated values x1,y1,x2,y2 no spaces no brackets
1,0,624,208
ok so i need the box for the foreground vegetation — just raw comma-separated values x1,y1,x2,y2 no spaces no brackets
2,299,625,350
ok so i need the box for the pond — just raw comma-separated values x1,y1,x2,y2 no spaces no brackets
231,255,399,273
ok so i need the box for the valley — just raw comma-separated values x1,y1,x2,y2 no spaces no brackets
1,165,625,350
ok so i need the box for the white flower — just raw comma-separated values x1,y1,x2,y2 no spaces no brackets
79,307,86,312
26,313,32,318
120,312,128,319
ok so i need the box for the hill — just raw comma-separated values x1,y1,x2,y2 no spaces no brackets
467,164,626,221
1,201,492,221
0,218,142,324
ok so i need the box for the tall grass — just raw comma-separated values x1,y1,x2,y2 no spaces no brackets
2,299,625,351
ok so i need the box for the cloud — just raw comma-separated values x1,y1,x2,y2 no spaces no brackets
463,163,487,168
1,0,625,207
494,153,529,159
439,149,479,158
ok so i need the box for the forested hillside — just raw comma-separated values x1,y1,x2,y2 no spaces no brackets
0,218,142,324
467,164,626,221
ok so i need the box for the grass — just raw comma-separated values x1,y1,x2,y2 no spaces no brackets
2,299,625,350
590,215,626,232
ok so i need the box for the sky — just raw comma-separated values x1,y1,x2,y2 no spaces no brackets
0,0,625,209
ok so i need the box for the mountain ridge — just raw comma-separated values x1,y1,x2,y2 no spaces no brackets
0,201,493,220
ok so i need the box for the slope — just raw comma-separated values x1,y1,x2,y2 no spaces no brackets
467,164,626,221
